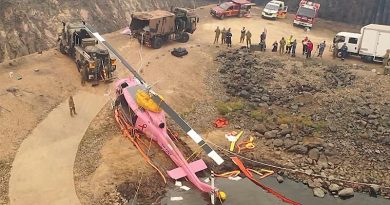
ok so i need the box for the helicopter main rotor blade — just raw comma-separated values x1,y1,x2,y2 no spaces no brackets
83,24,224,165
83,24,146,84
150,94,224,165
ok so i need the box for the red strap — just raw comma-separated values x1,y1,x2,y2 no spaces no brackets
231,157,302,205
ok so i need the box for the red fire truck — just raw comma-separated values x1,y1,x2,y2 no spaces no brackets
293,0,320,29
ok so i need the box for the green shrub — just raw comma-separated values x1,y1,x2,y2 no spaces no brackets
215,100,245,115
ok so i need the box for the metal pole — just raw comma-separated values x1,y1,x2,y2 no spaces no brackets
210,171,215,205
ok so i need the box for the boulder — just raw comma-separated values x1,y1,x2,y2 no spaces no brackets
313,188,325,198
279,124,289,130
317,154,328,169
338,188,354,198
279,128,292,136
273,139,284,147
276,175,284,183
253,124,267,134
264,130,277,139
369,184,381,197
283,139,297,149
308,148,320,161
329,184,341,192
288,145,308,154
303,137,325,148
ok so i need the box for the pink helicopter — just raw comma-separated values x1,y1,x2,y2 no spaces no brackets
83,25,225,198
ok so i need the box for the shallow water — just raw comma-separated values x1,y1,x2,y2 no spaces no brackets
162,175,390,205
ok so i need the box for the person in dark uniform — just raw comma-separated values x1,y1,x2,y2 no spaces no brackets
214,26,221,44
226,28,233,47
69,96,77,117
240,27,246,43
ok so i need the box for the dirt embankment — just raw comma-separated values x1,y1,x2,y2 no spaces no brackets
0,0,209,63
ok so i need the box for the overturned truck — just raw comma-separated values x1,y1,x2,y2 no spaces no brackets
130,8,199,49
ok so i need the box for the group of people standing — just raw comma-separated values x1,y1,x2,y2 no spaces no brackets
214,26,329,60
214,26,232,47
271,36,326,59
214,26,252,48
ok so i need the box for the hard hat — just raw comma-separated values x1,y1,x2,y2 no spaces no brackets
218,191,227,201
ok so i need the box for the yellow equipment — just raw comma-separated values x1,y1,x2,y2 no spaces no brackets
135,89,163,112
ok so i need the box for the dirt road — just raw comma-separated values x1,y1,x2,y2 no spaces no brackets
9,91,107,205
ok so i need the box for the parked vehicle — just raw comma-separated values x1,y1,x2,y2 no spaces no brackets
334,24,390,63
293,0,320,29
262,0,288,19
130,8,199,49
210,0,256,19
58,22,116,86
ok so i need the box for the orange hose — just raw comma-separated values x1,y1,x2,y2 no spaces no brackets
115,109,167,184
214,170,241,178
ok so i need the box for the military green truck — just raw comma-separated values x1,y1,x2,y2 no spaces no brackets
129,7,199,49
58,22,116,86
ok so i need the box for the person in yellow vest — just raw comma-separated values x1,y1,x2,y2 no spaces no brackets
286,35,293,54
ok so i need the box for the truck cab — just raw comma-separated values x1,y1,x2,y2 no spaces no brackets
293,0,320,29
262,1,288,19
210,0,255,19
334,32,361,56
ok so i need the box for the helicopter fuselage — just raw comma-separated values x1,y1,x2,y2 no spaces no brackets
114,77,215,193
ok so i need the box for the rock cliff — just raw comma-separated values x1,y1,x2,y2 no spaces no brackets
0,0,205,62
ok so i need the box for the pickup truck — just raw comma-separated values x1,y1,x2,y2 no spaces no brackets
210,0,256,19
262,0,288,19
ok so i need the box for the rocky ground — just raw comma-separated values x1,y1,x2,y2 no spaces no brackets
201,48,390,199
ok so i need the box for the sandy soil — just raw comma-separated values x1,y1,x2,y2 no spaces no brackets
0,4,385,205
0,50,82,204
9,91,107,205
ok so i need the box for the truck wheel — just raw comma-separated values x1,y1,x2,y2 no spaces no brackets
362,55,373,62
162,35,169,42
179,33,190,43
220,15,225,20
76,61,81,72
59,43,66,54
152,37,163,49
81,67,88,85
337,51,342,58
